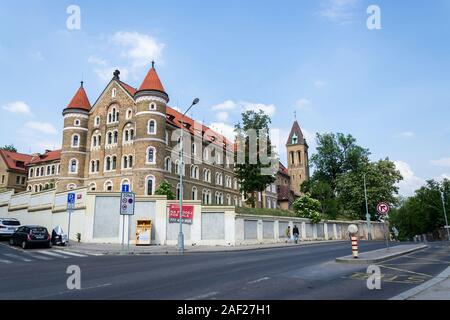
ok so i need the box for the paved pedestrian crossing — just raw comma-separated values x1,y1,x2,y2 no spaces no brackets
0,248,97,265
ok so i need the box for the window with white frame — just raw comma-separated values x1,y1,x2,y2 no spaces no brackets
89,183,96,191
149,102,156,110
145,175,155,196
146,146,156,164
67,183,76,190
95,116,100,126
126,109,132,120
104,181,113,191
227,194,231,205
69,159,78,173
192,143,197,156
148,119,157,135
107,106,119,124
112,88,117,99
190,165,199,179
71,134,80,148
192,186,198,200
74,119,80,126
29,168,34,178
164,157,172,172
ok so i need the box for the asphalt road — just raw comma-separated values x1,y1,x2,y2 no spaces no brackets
0,240,448,300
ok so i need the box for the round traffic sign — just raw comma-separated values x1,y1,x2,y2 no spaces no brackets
377,202,390,215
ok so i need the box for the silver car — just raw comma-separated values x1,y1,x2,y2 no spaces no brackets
0,218,21,238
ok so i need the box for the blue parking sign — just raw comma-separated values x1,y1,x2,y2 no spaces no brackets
121,185,130,193
67,193,76,210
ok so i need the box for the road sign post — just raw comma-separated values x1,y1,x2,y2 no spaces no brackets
66,193,76,246
377,202,390,250
120,191,135,250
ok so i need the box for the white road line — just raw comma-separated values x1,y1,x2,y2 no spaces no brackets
2,253,32,262
188,291,219,300
26,253,53,260
0,259,13,264
36,250,69,258
248,277,270,284
55,251,87,257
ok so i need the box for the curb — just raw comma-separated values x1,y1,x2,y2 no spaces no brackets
54,240,347,256
335,244,428,264
390,266,450,300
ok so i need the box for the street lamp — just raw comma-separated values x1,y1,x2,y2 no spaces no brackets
363,173,372,240
441,190,450,242
178,98,200,253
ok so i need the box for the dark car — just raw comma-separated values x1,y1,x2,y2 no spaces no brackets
9,225,52,249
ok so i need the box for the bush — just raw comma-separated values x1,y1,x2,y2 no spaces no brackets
155,180,176,200
293,194,322,224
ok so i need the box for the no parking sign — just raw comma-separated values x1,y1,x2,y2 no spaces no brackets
120,192,135,215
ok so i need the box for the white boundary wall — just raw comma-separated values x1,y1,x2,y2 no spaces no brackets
0,189,386,245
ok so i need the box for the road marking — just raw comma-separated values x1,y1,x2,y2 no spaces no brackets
55,250,87,257
26,253,52,260
188,291,219,300
403,256,450,264
36,250,69,258
248,277,270,284
378,265,432,278
2,253,32,262
0,258,13,264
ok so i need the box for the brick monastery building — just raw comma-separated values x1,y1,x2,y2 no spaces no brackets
1,63,309,209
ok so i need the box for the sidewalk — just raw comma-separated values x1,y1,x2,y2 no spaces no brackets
391,267,450,300
54,240,346,256
335,244,428,264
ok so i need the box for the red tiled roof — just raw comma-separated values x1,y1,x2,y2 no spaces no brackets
0,150,32,173
28,149,61,165
138,66,166,93
277,185,293,201
119,81,137,96
278,161,289,175
66,83,91,110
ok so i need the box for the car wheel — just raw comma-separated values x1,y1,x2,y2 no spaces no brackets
9,238,14,246
21,241,27,249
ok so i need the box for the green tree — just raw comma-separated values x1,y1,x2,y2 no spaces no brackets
310,133,370,191
234,110,277,207
155,180,176,200
336,159,403,220
1,145,17,152
301,179,338,219
293,194,322,224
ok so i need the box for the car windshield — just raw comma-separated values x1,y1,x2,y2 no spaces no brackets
1,220,20,226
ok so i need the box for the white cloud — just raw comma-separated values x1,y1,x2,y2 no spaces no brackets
24,121,57,135
216,111,229,122
319,0,360,24
111,31,164,68
88,55,107,66
242,102,276,116
314,80,327,87
431,157,450,168
2,101,32,115
211,100,237,111
209,122,236,141
394,161,425,196
397,131,415,139
296,98,312,111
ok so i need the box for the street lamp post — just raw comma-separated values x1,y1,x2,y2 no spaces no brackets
178,98,200,253
441,190,450,242
363,173,372,240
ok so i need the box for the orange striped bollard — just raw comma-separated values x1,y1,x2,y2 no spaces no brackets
347,224,359,259
351,235,358,258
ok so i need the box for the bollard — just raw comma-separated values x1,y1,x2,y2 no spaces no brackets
351,235,358,258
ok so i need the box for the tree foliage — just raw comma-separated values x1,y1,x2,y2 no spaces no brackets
293,194,322,224
389,179,449,239
1,145,17,152
155,180,176,200
234,110,277,207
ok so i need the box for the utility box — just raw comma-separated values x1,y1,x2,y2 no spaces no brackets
136,219,152,246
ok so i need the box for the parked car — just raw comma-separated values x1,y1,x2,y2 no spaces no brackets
51,226,68,246
9,225,52,249
0,218,21,239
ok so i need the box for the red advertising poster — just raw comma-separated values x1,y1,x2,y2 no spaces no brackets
168,204,194,224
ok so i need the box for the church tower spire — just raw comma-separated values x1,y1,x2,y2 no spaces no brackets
286,119,309,196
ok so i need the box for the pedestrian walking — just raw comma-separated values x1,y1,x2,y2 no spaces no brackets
293,225,299,244
285,226,291,243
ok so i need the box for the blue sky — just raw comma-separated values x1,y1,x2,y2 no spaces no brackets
0,0,449,196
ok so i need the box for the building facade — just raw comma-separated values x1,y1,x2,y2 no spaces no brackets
21,63,308,208
0,150,31,193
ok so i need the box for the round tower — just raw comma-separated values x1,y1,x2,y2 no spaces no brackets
133,62,169,195
57,82,91,192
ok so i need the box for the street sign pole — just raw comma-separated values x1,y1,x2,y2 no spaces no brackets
66,193,76,247
377,202,390,250
120,190,135,250
363,174,372,240
441,191,450,242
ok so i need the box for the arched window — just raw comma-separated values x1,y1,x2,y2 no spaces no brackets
191,186,198,200
192,143,197,156
27,185,32,191
105,156,111,171
46,166,50,175
126,109,132,119
227,194,231,205
95,116,100,126
89,183,96,191
72,134,80,148
112,156,117,170
128,155,133,168
69,159,78,173
51,165,55,175
67,184,76,190
92,135,97,147
149,102,156,110
145,175,155,196
112,88,117,98
104,181,113,191
234,196,238,206
146,147,156,164
123,156,128,169
90,160,95,173
29,168,34,178
74,119,80,126
148,120,156,134
113,131,118,144
164,157,172,172
107,132,113,145
40,167,44,176
190,165,199,179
